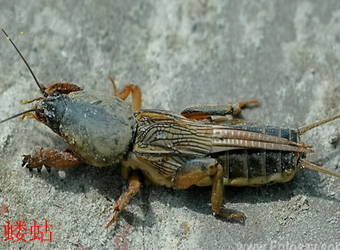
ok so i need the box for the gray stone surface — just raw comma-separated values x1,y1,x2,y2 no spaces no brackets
0,1,339,249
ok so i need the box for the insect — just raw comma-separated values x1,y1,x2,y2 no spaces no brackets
1,30,340,229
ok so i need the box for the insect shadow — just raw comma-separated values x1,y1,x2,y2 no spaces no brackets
29,154,338,228
22,118,340,226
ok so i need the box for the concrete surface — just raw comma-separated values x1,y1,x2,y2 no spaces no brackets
0,0,340,249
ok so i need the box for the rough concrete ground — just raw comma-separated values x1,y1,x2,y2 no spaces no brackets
0,1,340,249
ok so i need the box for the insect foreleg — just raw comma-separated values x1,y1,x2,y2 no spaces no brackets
22,148,83,171
106,170,141,228
180,99,259,120
43,82,83,95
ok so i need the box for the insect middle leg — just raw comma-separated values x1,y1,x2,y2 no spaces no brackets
172,158,244,222
181,99,259,120
107,76,141,112
106,170,141,228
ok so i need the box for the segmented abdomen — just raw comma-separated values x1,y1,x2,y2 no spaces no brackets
216,124,301,186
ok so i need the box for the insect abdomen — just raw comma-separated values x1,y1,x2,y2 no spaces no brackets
218,125,300,186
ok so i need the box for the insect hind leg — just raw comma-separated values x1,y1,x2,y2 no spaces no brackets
172,158,245,223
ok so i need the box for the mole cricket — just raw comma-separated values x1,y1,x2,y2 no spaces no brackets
1,29,340,228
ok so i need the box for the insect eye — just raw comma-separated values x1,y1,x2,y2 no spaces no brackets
46,113,54,120
51,91,61,97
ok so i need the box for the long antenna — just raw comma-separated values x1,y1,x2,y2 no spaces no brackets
2,29,46,96
0,109,39,124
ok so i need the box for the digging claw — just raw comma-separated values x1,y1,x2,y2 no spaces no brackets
22,154,33,168
22,154,50,173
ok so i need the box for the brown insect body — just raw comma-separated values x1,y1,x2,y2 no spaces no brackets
126,111,304,188
2,30,340,228
216,123,301,187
